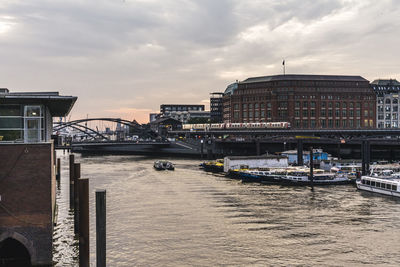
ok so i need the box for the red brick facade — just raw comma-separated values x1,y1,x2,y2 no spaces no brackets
223,74,376,129
0,143,55,266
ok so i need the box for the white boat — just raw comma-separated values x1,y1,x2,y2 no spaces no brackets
356,176,400,197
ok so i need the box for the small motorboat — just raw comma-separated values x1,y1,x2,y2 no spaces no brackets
154,160,175,171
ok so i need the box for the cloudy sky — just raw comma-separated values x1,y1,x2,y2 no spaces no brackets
1,0,399,123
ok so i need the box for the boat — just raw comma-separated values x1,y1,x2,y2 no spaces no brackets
239,167,353,185
154,160,175,170
356,175,400,197
200,159,224,173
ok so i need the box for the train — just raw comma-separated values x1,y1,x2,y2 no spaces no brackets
182,122,291,131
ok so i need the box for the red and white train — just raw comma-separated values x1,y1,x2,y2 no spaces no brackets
182,122,291,131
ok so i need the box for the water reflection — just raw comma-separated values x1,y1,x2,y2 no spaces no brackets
53,153,400,266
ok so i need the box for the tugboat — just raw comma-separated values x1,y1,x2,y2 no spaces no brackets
154,160,175,171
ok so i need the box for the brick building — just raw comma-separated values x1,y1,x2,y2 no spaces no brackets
0,88,76,266
210,92,224,123
223,74,376,129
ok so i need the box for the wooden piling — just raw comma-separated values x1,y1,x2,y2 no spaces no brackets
309,147,314,191
74,163,81,234
297,139,304,166
96,190,106,267
361,140,366,176
69,154,75,210
56,158,61,181
78,178,89,267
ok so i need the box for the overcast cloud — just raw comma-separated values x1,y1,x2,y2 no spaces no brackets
1,0,399,122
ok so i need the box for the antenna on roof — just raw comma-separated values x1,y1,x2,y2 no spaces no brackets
282,59,286,75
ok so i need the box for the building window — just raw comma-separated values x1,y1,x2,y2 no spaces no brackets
349,120,354,128
364,119,368,127
356,110,361,117
393,106,398,112
364,110,368,117
249,103,253,109
335,110,340,117
328,102,333,108
328,110,333,117
343,102,347,109
356,119,361,128
242,104,247,110
386,98,391,104
261,110,265,118
0,105,43,143
303,102,308,108
335,119,340,128
349,110,354,117
234,104,239,110
342,110,347,117
335,102,340,108
310,120,316,128
342,120,347,128
295,120,300,128
349,102,354,108
356,103,361,108
321,119,326,128
385,113,391,120
378,113,384,120
393,98,398,104
310,110,315,117
385,105,391,112
302,120,308,128
311,101,316,108
295,110,300,117
267,102,271,108
328,119,333,128
243,111,247,118
321,102,326,108
378,105,384,112
303,110,308,117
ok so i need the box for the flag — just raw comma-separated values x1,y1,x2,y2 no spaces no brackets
282,60,285,66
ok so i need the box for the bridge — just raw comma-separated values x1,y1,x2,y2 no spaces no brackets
53,117,157,141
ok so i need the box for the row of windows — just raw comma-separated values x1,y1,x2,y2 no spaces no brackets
378,98,399,104
377,113,399,120
377,105,399,112
233,101,372,110
294,119,373,128
361,179,398,191
378,122,399,128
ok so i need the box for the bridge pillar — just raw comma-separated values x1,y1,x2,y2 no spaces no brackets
297,139,304,166
256,139,260,156
361,140,370,176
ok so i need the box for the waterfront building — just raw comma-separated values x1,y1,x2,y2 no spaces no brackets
165,110,210,123
160,104,205,114
222,74,376,129
149,112,159,122
0,88,77,266
371,79,400,128
222,82,238,124
210,92,224,123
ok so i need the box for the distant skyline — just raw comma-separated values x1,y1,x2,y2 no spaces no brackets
1,0,399,123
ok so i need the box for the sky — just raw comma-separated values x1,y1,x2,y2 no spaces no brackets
1,0,399,123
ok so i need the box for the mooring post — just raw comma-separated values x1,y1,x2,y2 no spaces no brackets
297,139,304,166
361,140,366,176
69,154,75,210
74,163,81,235
79,178,90,267
309,147,314,191
56,158,61,181
96,190,106,267
365,140,370,175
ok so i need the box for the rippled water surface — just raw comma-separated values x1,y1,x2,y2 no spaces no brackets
53,153,400,266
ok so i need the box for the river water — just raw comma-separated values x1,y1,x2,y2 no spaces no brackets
53,152,400,266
